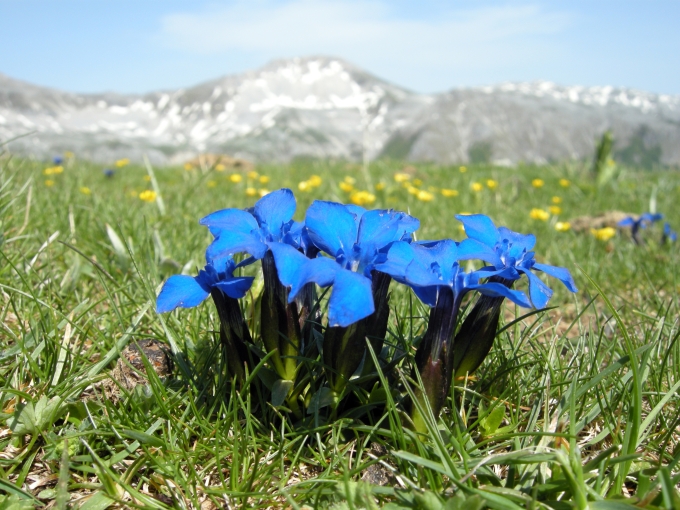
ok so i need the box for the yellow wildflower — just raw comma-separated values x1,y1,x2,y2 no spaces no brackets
413,178,423,187
458,211,472,216
258,189,270,197
298,181,311,192
350,190,376,206
64,151,74,159
308,175,323,187
459,166,468,173
591,227,616,241
532,178,545,188
393,172,411,183
375,182,385,191
229,174,243,183
486,179,498,190
559,179,570,187
139,190,157,202
343,176,356,185
207,180,217,188
259,175,270,184
45,179,55,187
215,163,226,171
184,163,193,171
143,175,151,182
406,185,419,195
555,222,571,232
43,167,54,176
548,206,562,215
551,196,562,204
529,208,550,221
417,190,434,202
245,187,257,197
115,158,130,168
79,187,91,195
471,182,483,192
441,189,459,197
339,181,354,192
247,171,259,180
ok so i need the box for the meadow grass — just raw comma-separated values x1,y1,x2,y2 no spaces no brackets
0,154,679,509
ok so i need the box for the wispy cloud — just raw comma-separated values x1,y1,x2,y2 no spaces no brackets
158,1,573,92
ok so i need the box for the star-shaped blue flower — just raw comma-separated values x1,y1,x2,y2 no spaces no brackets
663,222,677,243
156,255,254,313
270,200,419,327
454,214,578,309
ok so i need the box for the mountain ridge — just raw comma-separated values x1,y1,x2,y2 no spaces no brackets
1,56,679,166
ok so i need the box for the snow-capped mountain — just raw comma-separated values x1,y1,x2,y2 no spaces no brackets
1,56,679,166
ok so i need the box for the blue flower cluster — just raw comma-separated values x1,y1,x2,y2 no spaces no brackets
156,188,578,424
618,212,677,245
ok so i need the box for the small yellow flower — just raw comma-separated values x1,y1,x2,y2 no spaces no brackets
298,180,311,192
343,176,356,185
416,190,434,202
44,179,55,187
559,179,570,187
143,175,151,182
551,196,562,204
486,179,498,190
43,167,54,175
555,222,571,232
79,186,91,195
412,178,423,187
529,208,550,221
607,157,615,167
339,181,354,192
115,158,130,168
184,163,193,171
247,171,259,180
259,175,270,184
471,182,483,192
406,185,419,195
207,180,217,188
308,175,322,187
215,163,226,172
245,187,257,197
229,174,243,183
393,172,411,183
64,151,74,159
458,211,472,216
548,206,562,215
258,188,270,197
375,182,385,191
591,227,616,241
532,178,545,188
139,190,157,202
53,166,63,174
459,166,468,173
441,188,459,197
350,190,376,206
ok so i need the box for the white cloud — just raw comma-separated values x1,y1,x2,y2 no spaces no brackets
158,1,573,92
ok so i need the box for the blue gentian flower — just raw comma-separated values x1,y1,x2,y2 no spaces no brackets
619,213,664,244
200,188,300,260
663,222,677,243
455,214,577,309
376,239,532,309
270,201,419,327
53,156,64,165
156,255,254,313
103,168,115,178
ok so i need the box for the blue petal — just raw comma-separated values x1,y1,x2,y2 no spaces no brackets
214,276,255,299
252,189,296,238
305,200,359,257
521,269,554,309
269,243,337,300
345,204,367,220
206,231,267,261
412,285,440,307
533,263,578,293
497,227,536,259
640,213,663,223
457,238,500,264
456,214,500,247
373,241,415,280
357,209,420,255
156,275,210,313
618,217,635,227
467,281,532,308
199,209,259,238
327,269,375,327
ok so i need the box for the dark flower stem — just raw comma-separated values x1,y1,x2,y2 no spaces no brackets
210,289,253,382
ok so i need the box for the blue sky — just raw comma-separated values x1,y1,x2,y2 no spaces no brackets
1,0,679,95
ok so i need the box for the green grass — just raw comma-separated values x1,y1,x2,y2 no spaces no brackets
1,153,679,508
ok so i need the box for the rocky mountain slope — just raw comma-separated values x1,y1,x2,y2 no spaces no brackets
1,56,679,166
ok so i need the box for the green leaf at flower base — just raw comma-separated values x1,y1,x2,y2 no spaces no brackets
271,379,294,407
7,395,65,436
479,403,506,437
